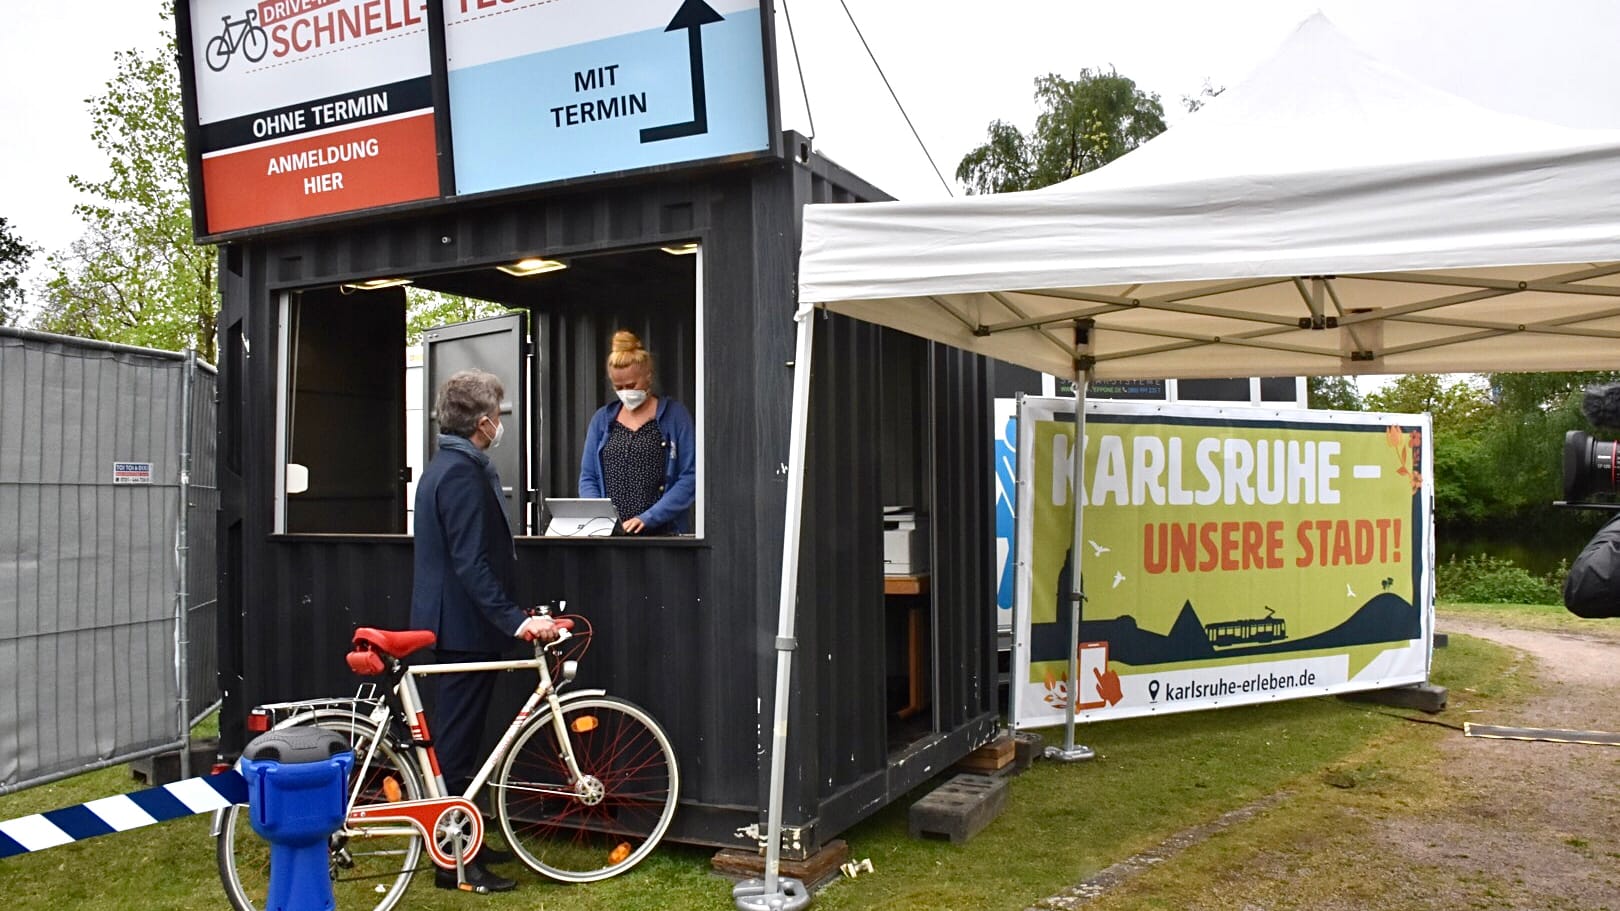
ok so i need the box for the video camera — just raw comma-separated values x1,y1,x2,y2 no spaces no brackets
1560,382,1620,617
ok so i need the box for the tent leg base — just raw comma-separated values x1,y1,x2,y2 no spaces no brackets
1043,744,1096,763
733,877,812,911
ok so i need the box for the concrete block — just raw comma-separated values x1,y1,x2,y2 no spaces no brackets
1338,682,1448,714
908,774,1008,844
129,739,220,786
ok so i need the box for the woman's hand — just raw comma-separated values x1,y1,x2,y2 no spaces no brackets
622,516,646,534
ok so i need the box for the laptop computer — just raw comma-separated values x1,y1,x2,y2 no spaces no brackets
543,498,622,537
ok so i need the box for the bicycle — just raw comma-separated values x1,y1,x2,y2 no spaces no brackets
213,607,679,910
205,10,269,72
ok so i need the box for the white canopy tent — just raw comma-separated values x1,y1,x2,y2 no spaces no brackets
741,16,1620,906
798,14,1620,380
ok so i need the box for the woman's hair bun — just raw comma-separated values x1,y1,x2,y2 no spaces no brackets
611,329,644,354
606,329,653,373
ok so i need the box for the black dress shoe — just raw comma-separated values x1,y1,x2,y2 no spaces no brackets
434,862,517,894
478,844,516,865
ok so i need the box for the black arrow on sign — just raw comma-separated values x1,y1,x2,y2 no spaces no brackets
639,0,725,144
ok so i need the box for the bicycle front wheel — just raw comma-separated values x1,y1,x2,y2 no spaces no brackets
495,696,679,882
242,25,268,62
216,713,424,911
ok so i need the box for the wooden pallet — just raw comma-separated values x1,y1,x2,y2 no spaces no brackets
710,839,849,890
953,732,1016,772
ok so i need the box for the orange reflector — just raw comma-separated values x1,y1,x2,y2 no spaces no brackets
382,776,402,802
570,716,599,733
609,842,631,864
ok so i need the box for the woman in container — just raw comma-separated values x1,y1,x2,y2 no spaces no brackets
579,330,696,534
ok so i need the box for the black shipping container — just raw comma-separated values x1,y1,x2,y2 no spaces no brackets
215,137,997,855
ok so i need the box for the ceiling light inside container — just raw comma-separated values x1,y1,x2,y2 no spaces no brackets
498,258,568,277
342,277,414,291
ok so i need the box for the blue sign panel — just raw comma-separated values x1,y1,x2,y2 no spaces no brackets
446,0,771,195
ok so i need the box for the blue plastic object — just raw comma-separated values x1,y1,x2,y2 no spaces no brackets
240,728,354,911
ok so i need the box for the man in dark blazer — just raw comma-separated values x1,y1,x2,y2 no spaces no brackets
412,368,555,893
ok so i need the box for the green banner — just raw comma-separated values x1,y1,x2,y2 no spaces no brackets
1013,400,1432,727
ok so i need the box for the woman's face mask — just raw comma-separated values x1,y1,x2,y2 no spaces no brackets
616,388,649,411
610,363,652,412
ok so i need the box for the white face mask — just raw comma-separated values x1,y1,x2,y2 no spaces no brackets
617,389,648,412
482,415,504,449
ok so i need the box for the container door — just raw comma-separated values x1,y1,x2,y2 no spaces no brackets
285,286,407,533
422,313,529,534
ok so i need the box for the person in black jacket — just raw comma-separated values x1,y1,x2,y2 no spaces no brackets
1565,514,1620,619
411,369,556,893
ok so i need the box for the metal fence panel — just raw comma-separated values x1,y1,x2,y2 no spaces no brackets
186,364,220,725
0,331,218,791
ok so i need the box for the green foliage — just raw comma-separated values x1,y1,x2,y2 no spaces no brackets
35,6,218,360
1363,374,1491,431
1180,80,1225,113
1307,375,1362,411
1372,371,1620,531
1364,374,1502,523
0,216,33,326
956,69,1167,194
404,288,511,344
1436,554,1564,604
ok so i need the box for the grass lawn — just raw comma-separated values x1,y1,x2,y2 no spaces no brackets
0,627,1521,911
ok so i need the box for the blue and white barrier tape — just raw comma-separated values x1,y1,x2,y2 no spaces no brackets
0,770,246,859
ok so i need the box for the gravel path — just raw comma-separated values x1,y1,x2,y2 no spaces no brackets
1035,617,1620,911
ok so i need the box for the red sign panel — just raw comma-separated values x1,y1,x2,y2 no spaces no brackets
200,112,438,234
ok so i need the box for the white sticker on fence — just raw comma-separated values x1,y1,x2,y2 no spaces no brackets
112,462,153,484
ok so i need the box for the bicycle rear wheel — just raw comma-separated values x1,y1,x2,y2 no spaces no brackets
216,713,424,911
204,34,232,71
494,696,679,882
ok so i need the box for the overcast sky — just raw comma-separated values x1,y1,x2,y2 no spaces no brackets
4,0,1619,264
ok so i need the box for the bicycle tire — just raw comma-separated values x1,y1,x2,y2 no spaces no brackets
242,25,269,63
204,34,232,72
216,713,425,911
494,695,679,883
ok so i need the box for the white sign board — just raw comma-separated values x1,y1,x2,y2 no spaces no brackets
185,0,440,233
445,0,772,194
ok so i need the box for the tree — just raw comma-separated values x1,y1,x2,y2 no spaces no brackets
0,217,33,326
1181,80,1225,114
405,289,510,345
1364,374,1492,431
1307,375,1362,411
956,69,1167,194
36,8,218,360
1472,371,1620,525
1364,374,1499,526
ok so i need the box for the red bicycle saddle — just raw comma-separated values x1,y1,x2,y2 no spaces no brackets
348,628,436,676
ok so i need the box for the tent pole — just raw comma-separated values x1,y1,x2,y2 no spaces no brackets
1047,349,1096,762
733,309,813,911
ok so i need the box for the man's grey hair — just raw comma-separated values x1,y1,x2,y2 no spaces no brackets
436,369,504,437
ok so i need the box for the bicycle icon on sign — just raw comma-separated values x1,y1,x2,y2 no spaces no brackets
205,9,269,72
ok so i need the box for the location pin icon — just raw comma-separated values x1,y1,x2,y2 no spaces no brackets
1148,680,1160,702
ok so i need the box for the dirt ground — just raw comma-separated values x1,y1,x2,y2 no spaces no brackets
1384,619,1620,911
1042,617,1620,911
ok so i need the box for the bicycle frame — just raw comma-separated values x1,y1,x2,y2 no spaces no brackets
398,646,603,804
218,635,604,871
